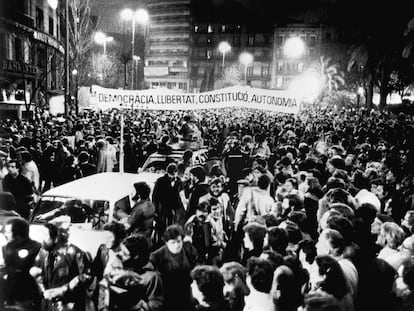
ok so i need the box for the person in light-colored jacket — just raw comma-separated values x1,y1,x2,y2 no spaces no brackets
234,174,275,230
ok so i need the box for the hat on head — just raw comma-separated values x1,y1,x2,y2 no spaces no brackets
355,189,381,212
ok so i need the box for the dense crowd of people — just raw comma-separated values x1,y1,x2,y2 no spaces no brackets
1,105,414,311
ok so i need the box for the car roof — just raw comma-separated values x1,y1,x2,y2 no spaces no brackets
41,172,162,202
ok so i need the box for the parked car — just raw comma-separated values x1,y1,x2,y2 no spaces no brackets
28,172,162,257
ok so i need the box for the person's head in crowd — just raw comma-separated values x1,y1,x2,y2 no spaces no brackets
132,181,151,201
102,221,127,250
209,177,225,198
121,233,150,269
257,174,271,191
354,202,377,226
284,177,298,193
324,177,346,192
163,224,185,255
279,220,303,248
371,213,394,236
303,291,341,311
195,201,210,223
282,193,304,214
209,164,224,179
400,258,414,293
268,227,289,256
6,159,21,178
332,169,349,184
5,217,30,242
0,192,17,212
328,203,354,220
326,188,353,207
401,210,414,236
370,177,389,201
350,169,369,193
42,219,70,251
209,197,222,220
275,171,291,187
316,228,345,257
307,168,322,182
288,210,308,234
260,250,285,270
302,176,324,198
318,209,342,234
377,222,405,250
183,149,193,163
263,214,280,228
190,165,206,184
220,262,250,311
326,155,345,174
271,265,303,311
78,151,90,164
243,220,267,252
326,214,354,246
166,162,178,180
242,135,254,150
191,265,226,308
20,151,32,164
311,255,350,300
246,257,274,294
298,239,317,266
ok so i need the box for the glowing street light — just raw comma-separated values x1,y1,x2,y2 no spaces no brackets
94,31,113,54
283,37,305,58
121,8,149,89
239,52,253,85
218,41,231,74
289,69,322,103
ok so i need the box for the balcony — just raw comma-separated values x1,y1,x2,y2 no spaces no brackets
1,8,34,28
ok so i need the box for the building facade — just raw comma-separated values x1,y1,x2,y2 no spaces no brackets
0,0,65,118
189,22,273,92
270,23,340,90
144,0,191,91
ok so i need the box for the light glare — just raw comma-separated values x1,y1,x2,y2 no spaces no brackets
284,37,305,58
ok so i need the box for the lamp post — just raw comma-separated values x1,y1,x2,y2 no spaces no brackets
239,52,253,85
121,8,149,90
133,55,141,90
48,0,70,116
94,31,113,55
72,69,78,114
218,41,231,75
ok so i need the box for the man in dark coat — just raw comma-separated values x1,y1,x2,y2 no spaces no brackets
32,219,94,311
1,218,41,311
186,165,210,219
152,163,184,244
78,151,97,177
2,159,33,219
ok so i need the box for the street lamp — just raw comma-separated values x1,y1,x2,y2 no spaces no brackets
132,55,141,90
283,37,305,58
218,41,231,75
72,69,78,114
121,8,149,89
48,0,70,116
239,52,253,85
94,31,113,55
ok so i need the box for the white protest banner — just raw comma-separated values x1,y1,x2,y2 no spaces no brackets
90,85,301,114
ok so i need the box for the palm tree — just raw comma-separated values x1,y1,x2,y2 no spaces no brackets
312,56,345,97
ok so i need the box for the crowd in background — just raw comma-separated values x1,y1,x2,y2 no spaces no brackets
1,106,414,311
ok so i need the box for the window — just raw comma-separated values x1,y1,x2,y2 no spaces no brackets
194,25,199,32
309,35,317,46
14,37,23,62
221,25,226,33
36,7,44,30
247,35,254,46
278,35,285,44
167,82,175,89
246,66,253,77
179,82,187,91
276,77,283,88
277,62,284,72
0,33,5,60
206,49,212,59
232,36,240,45
49,17,54,35
262,66,269,77
208,25,213,33
298,62,304,72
